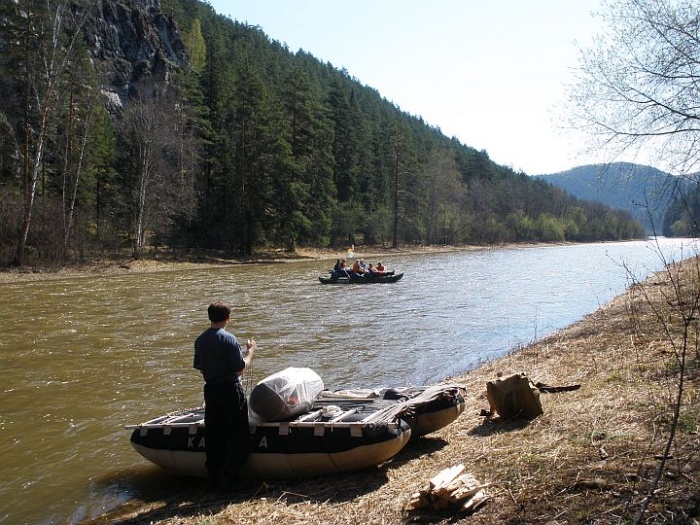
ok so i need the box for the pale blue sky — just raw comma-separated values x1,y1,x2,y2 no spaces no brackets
207,1,605,174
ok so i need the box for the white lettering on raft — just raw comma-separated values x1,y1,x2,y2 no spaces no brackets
258,436,268,448
187,436,205,448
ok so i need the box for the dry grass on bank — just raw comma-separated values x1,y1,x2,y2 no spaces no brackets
90,255,700,525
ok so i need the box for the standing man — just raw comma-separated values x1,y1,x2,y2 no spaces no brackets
194,300,256,490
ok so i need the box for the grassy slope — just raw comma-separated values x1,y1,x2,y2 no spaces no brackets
90,255,700,525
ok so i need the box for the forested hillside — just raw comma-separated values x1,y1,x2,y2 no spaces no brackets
0,0,644,268
535,163,700,237
535,163,684,235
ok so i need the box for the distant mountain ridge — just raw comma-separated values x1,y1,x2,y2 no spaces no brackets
534,163,685,234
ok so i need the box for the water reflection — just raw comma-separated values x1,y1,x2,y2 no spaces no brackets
0,238,696,524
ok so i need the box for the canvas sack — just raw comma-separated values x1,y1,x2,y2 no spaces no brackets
486,373,543,419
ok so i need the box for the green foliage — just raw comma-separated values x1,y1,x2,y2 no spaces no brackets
664,185,700,237
183,18,206,73
535,214,566,242
0,0,647,266
536,163,684,235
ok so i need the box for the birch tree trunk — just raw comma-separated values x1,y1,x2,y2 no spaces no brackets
14,1,89,266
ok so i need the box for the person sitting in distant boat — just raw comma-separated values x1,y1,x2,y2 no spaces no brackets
373,261,392,276
351,259,367,277
332,259,350,278
331,259,342,278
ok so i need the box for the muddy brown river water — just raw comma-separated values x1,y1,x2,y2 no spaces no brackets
0,238,696,524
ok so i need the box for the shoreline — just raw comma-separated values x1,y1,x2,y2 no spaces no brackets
86,253,700,524
0,241,603,284
0,243,509,284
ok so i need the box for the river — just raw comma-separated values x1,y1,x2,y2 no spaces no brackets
0,238,697,524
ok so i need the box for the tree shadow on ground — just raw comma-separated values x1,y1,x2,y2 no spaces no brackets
91,472,390,524
87,442,445,525
84,468,223,524
466,415,536,437
390,436,449,467
400,506,486,525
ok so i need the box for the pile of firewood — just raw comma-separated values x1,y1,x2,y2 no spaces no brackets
406,464,490,513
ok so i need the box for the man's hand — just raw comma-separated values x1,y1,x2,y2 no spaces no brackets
246,339,257,354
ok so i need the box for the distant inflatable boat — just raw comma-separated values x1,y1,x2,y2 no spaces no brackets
318,272,403,284
126,369,465,479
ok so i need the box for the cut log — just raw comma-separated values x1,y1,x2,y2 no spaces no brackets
429,464,465,490
461,490,489,512
448,475,483,502
406,466,489,514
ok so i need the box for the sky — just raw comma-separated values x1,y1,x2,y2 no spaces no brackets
207,0,607,175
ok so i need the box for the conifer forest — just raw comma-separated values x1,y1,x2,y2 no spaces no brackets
0,0,645,267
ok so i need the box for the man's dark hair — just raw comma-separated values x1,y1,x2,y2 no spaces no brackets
207,301,231,323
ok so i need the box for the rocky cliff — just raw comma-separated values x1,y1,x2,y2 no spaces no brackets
80,0,189,112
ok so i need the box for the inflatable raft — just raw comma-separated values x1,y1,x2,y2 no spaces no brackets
128,405,411,479
314,383,467,438
126,369,465,479
318,272,403,284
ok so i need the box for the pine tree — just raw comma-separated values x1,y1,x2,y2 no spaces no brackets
280,66,335,248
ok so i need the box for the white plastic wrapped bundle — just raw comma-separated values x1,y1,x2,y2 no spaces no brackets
249,367,325,421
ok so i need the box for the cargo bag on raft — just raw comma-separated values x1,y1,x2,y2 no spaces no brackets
249,367,325,421
485,373,543,419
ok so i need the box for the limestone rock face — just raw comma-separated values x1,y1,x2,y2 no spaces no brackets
80,0,189,111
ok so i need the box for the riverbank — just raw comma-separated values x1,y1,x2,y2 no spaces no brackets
87,254,700,524
0,243,492,284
